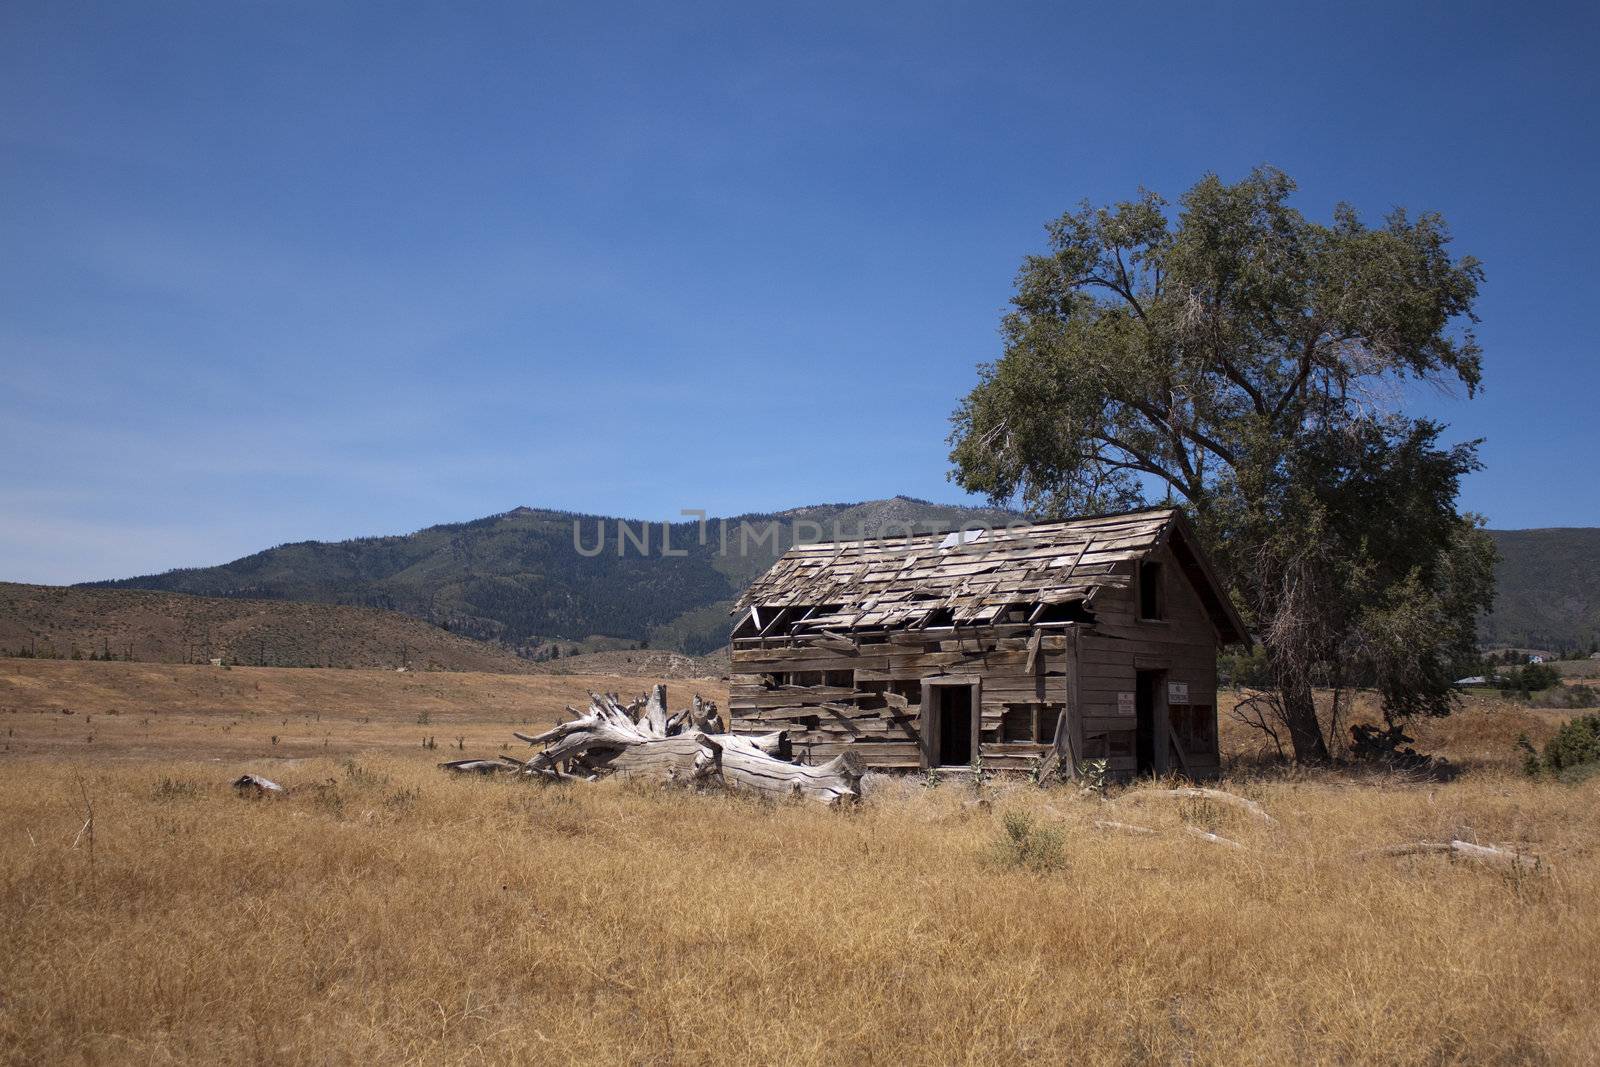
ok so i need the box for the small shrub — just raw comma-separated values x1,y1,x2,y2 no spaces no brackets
968,752,990,792
1077,758,1110,797
993,811,1066,872
1523,713,1600,781
1516,734,1541,777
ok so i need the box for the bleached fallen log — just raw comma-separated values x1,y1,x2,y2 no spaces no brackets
232,773,284,795
1356,839,1542,871
1093,819,1159,836
693,735,863,805
1184,825,1245,850
590,731,836,798
496,689,860,804
517,693,665,770
1114,787,1277,825
439,759,509,775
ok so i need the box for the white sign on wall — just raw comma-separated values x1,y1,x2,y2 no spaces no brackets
1168,681,1190,704
1117,691,1135,714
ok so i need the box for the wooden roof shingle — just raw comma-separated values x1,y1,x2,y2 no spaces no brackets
735,506,1248,644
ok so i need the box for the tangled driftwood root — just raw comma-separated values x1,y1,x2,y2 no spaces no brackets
442,686,862,805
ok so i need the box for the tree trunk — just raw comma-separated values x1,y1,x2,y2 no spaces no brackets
1278,678,1330,762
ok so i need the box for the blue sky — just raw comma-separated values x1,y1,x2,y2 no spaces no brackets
2,1,1596,583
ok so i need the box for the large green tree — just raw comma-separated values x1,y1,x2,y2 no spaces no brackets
949,167,1495,761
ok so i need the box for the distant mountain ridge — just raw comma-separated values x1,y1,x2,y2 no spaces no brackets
86,498,1019,656
80,505,1600,657
1482,528,1600,653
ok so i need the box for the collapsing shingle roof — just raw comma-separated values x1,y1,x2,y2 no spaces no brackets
735,506,1248,645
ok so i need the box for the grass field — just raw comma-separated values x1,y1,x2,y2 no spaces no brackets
2,659,1598,1064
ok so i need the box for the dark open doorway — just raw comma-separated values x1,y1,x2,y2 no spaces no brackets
1135,670,1161,776
935,685,973,766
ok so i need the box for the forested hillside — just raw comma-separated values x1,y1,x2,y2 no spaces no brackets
1482,528,1600,652
89,498,1016,655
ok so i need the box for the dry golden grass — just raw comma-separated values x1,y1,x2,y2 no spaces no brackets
3,659,1599,1064
0,658,728,763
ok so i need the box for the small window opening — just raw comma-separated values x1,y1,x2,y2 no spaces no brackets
889,680,922,705
1001,705,1034,742
823,669,854,689
1036,705,1061,743
1138,560,1165,620
1001,703,1064,744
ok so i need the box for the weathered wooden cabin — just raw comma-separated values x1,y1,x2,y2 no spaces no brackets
728,507,1248,779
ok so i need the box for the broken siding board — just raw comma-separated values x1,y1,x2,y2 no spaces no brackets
733,687,866,707
733,655,894,674
795,740,922,761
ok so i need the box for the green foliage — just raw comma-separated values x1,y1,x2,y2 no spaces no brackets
1516,734,1541,776
1218,647,1272,688
948,167,1490,757
993,811,1066,872
1076,758,1110,797
1353,515,1499,718
1523,714,1600,780
969,751,990,792
1497,663,1562,695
